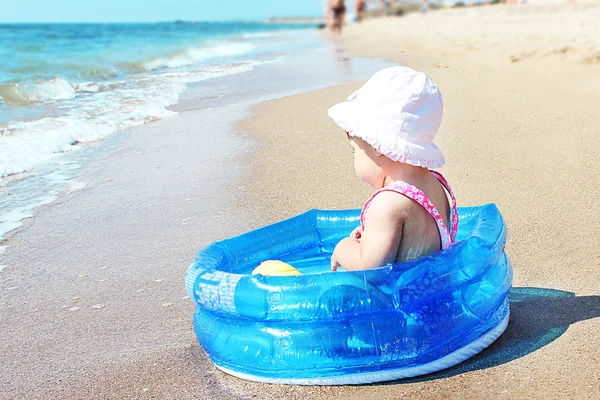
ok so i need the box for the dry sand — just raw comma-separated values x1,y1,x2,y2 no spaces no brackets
2,3,600,400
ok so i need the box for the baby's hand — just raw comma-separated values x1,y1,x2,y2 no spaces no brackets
349,226,362,241
330,241,343,272
330,258,340,272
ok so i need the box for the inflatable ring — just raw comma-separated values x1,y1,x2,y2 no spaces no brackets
185,205,512,385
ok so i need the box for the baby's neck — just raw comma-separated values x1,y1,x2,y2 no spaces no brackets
382,164,430,187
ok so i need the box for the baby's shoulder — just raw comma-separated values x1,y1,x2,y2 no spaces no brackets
367,190,416,219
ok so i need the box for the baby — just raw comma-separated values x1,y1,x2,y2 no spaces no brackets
328,67,458,271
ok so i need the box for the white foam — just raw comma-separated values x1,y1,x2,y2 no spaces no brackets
0,159,87,241
0,62,260,177
240,32,276,39
0,197,55,240
144,42,257,71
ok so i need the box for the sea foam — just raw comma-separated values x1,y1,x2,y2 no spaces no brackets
143,42,257,70
0,62,257,177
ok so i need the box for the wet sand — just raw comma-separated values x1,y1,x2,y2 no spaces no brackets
2,3,600,400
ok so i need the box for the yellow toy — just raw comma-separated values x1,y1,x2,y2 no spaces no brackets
251,260,301,276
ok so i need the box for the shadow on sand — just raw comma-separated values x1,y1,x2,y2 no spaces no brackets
386,287,600,384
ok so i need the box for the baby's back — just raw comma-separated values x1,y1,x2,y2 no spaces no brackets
399,174,450,262
371,174,451,263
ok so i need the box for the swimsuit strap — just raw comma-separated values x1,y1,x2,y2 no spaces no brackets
429,171,459,242
360,172,459,250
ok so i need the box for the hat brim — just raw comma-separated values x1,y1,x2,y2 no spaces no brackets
327,100,446,169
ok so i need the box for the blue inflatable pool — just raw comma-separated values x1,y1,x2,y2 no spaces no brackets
185,205,512,385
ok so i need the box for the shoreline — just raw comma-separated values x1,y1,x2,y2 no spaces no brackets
0,39,390,399
0,30,390,246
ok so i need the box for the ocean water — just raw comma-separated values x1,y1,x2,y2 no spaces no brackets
0,21,392,243
0,22,319,177
0,21,322,241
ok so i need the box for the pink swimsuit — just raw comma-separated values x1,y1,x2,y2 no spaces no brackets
359,171,459,250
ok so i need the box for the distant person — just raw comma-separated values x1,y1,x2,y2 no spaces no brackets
356,0,367,22
327,0,346,34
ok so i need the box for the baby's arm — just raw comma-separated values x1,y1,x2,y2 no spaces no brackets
331,192,406,271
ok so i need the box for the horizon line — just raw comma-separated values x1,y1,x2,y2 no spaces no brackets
0,15,324,25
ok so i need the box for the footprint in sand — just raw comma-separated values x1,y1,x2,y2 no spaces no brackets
542,46,576,60
509,51,537,63
582,51,600,65
550,46,575,55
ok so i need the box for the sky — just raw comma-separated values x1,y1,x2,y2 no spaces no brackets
0,0,330,23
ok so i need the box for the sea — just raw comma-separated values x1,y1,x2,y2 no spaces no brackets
0,21,391,242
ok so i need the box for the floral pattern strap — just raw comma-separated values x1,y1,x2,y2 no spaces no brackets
359,172,459,250
429,171,459,242
360,182,452,250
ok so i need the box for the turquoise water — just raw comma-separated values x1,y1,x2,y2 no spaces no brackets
0,22,318,176
0,22,317,90
0,20,393,245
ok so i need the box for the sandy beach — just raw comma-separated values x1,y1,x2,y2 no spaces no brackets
2,3,600,399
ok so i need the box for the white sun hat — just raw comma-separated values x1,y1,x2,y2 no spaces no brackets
328,66,445,168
